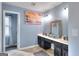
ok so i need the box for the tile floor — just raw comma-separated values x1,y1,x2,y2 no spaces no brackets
20,46,54,56
6,45,54,56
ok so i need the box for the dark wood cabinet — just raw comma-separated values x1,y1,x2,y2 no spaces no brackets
54,42,68,56
37,36,68,56
54,46,62,56
62,44,68,56
54,42,62,56
38,36,51,49
38,36,42,47
62,48,68,56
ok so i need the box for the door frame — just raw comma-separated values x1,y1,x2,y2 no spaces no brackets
3,10,20,52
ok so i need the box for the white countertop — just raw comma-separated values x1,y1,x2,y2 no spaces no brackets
37,34,68,45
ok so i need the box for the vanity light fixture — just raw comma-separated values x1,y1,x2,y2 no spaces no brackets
64,7,67,10
62,7,68,19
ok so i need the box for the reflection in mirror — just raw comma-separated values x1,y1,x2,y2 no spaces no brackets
49,20,63,38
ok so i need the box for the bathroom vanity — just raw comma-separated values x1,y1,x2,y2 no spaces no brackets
37,20,68,56
37,34,68,56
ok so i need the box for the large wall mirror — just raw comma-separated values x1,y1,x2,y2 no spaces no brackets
49,20,63,38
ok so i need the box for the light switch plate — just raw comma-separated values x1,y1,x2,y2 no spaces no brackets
71,29,79,37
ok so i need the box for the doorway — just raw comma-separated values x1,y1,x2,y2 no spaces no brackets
3,10,20,52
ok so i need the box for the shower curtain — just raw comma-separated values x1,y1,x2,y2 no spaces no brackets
5,15,17,47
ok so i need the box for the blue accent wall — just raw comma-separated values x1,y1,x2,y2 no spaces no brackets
0,2,2,52
43,2,68,37
2,3,42,48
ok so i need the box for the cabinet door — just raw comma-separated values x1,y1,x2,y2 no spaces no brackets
38,36,45,48
43,39,51,49
38,36,42,47
62,49,68,56
54,46,62,56
62,44,68,56
54,42,62,56
38,36,51,49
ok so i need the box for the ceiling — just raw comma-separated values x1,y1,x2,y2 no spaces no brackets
6,2,62,12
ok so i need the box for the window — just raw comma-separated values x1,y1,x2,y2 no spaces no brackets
5,16,11,36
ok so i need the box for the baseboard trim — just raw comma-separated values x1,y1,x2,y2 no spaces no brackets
18,45,38,50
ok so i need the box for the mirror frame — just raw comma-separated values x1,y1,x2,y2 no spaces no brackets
49,20,63,38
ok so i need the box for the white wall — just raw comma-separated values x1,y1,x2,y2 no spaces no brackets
0,2,2,52
69,2,79,56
